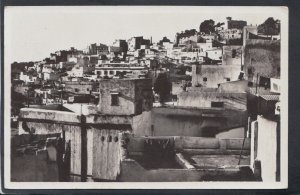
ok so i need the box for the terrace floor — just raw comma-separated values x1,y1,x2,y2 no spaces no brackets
185,154,250,169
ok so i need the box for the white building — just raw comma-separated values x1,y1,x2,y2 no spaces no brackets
19,72,37,83
67,66,84,77
206,49,223,61
94,66,148,78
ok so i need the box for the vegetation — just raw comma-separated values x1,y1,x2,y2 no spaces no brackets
258,17,280,36
153,72,172,104
199,19,215,34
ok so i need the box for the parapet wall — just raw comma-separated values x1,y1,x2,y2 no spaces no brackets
128,136,250,155
178,91,247,110
11,133,61,182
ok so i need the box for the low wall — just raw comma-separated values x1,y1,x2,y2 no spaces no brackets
11,149,59,182
127,136,250,155
11,133,61,147
11,134,61,182
18,108,80,134
178,91,247,110
119,159,252,182
19,106,246,139
133,107,247,137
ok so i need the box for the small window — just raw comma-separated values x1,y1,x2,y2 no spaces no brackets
87,88,90,91
232,49,237,58
75,88,79,92
111,93,119,106
109,71,114,75
104,70,108,75
248,68,253,75
108,135,112,142
203,77,207,82
114,136,119,142
211,102,224,108
226,78,230,81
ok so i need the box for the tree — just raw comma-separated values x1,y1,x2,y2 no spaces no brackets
153,72,171,104
175,64,187,75
199,19,215,34
258,17,280,36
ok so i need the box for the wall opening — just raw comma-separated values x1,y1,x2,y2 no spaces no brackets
232,49,237,58
211,101,224,108
111,93,119,106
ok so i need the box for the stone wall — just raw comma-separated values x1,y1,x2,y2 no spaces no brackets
251,115,280,182
119,159,243,182
17,107,134,181
64,81,97,94
244,39,280,83
98,79,152,115
222,45,243,66
120,136,252,182
192,65,242,88
178,91,247,110
18,108,80,134
98,79,136,115
127,136,250,155
11,149,59,182
132,107,247,137
11,134,61,182
218,80,248,93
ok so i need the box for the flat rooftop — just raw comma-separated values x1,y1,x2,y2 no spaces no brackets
185,154,250,169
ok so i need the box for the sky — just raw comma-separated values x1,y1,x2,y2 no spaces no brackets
4,6,286,64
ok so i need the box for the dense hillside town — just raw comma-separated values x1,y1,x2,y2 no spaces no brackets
11,17,280,114
10,16,282,182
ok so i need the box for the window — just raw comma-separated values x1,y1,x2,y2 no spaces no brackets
232,49,237,58
248,68,253,75
87,88,90,91
114,136,119,142
203,77,207,82
273,83,278,91
111,93,119,106
109,70,114,75
75,88,79,92
104,70,108,75
238,72,244,80
211,102,224,108
226,78,230,81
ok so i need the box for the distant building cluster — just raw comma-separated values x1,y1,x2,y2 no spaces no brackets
11,17,280,110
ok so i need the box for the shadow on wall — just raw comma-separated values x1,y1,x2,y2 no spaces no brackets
133,107,247,138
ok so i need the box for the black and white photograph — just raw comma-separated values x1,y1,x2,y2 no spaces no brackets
3,6,288,189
